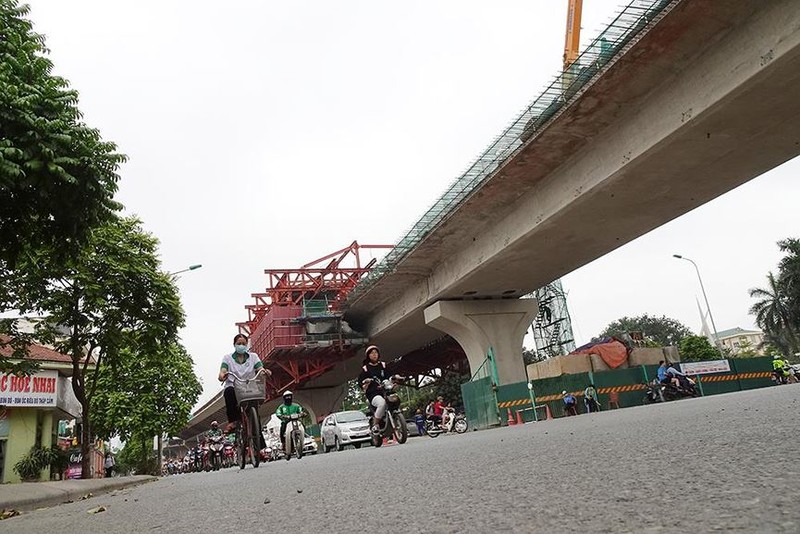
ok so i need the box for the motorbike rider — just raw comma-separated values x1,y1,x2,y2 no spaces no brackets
562,390,578,416
358,345,403,434
665,364,693,391
773,354,789,382
275,390,306,460
207,420,223,439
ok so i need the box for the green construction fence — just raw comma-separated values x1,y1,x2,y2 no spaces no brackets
461,357,776,428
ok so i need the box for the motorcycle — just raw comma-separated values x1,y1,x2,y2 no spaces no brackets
643,376,699,404
208,435,225,471
368,377,408,447
425,408,468,437
192,445,204,473
284,412,305,460
772,369,791,385
223,434,236,468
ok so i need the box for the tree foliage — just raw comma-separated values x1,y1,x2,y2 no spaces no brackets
750,239,800,356
596,314,693,347
0,0,125,374
10,216,187,477
678,335,719,362
0,0,124,266
116,433,157,476
91,339,202,443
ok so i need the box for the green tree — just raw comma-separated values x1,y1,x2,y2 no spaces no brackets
0,0,124,267
0,0,125,374
678,335,719,362
749,271,798,353
597,314,693,347
340,379,368,412
778,238,800,304
91,339,201,451
733,340,758,358
749,239,800,356
10,216,184,478
116,433,157,476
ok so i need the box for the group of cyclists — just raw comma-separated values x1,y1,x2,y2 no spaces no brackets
214,338,444,460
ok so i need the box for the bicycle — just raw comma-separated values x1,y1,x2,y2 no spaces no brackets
229,370,267,469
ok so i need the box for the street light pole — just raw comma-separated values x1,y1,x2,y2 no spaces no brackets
156,264,202,473
168,264,202,277
673,255,722,352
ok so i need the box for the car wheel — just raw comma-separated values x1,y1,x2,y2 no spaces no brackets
353,443,361,449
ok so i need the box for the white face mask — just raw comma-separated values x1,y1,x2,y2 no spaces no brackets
234,344,248,354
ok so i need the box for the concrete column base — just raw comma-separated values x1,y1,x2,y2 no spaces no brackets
424,299,538,385
291,384,348,424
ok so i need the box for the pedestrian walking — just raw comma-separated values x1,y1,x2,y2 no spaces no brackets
414,408,426,435
104,452,115,478
584,383,600,413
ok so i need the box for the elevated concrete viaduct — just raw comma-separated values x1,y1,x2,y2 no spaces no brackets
346,0,800,383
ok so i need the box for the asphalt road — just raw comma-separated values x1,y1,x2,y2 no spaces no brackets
5,385,800,533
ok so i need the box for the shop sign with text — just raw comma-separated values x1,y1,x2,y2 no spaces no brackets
0,369,58,407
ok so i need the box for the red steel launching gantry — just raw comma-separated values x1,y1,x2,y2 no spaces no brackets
236,241,392,399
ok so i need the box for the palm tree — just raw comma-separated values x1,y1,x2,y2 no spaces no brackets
778,238,800,303
749,272,799,353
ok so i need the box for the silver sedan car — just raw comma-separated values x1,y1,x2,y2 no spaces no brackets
320,410,371,451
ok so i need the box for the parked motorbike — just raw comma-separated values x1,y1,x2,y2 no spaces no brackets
368,377,408,447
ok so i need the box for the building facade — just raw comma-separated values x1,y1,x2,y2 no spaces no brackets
714,327,765,356
0,340,84,483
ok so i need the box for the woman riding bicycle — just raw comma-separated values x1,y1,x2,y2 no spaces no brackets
218,334,270,449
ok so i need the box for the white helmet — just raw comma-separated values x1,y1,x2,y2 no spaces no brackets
562,390,568,395
283,390,293,397
774,354,782,359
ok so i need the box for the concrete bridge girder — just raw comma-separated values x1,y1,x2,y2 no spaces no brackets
353,0,800,360
424,299,538,385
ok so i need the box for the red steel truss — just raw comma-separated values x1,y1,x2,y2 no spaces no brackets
235,241,392,398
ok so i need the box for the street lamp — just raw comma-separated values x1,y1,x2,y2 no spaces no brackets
673,254,721,351
168,264,202,277
156,264,201,471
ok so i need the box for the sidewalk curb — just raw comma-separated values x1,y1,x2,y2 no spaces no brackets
1,476,157,513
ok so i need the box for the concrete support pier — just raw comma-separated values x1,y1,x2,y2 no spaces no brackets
424,299,538,384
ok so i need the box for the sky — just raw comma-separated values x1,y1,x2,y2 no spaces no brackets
23,1,800,409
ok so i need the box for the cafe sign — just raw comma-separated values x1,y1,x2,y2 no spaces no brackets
0,369,58,407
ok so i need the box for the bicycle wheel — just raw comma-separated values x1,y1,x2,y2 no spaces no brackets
248,406,260,468
237,419,246,470
294,431,303,460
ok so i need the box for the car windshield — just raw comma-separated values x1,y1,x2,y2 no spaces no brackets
336,411,368,423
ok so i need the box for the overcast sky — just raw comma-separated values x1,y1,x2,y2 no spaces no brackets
24,1,800,409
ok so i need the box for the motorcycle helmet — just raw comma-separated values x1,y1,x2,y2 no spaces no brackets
561,390,567,395
773,354,782,359
211,420,218,429
283,390,293,397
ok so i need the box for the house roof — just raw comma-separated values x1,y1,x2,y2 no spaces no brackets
715,327,763,340
0,335,73,364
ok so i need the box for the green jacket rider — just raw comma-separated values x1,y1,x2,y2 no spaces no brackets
275,390,305,447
